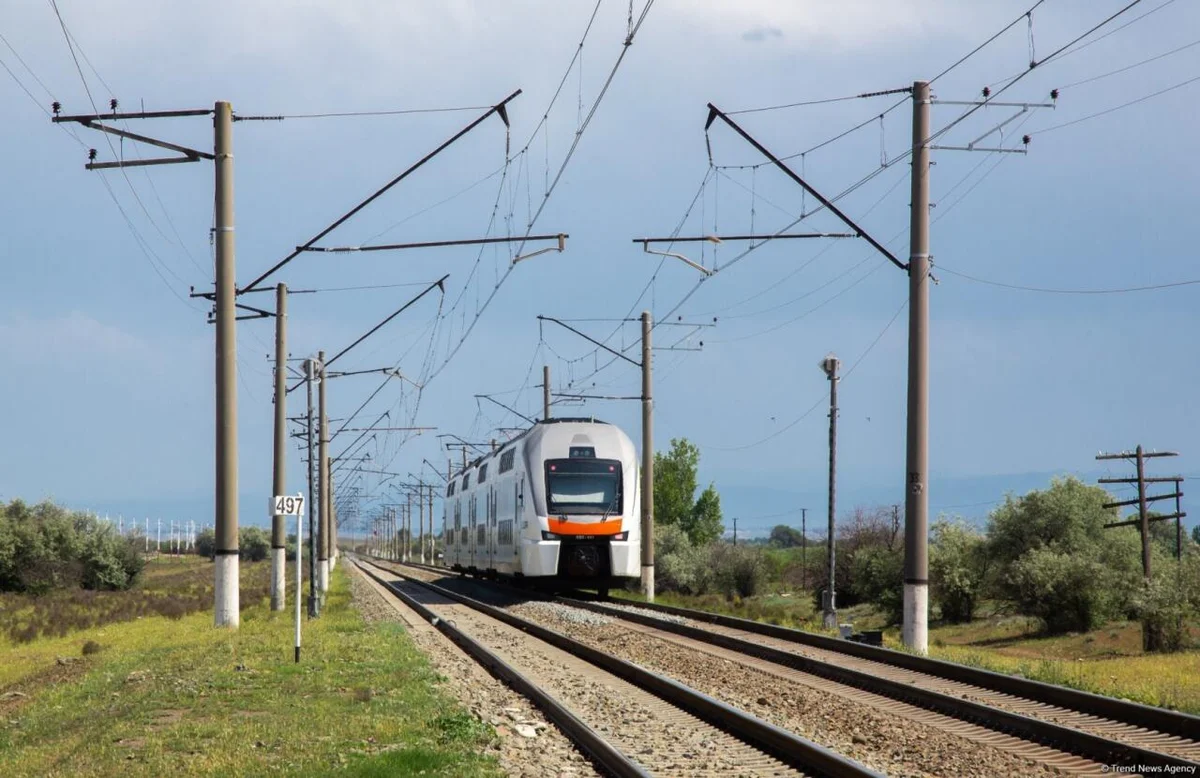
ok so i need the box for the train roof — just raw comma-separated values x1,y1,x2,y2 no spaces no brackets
450,417,612,479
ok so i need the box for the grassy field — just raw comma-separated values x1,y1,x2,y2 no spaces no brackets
0,562,501,777
0,555,272,648
617,588,1200,714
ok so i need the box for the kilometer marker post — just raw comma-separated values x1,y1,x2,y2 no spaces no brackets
273,493,306,662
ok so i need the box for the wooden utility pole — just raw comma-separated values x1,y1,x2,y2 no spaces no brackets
801,507,808,590
1097,446,1185,651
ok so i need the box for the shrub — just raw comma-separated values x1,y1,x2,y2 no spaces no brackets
194,528,216,558
709,544,767,599
655,524,714,595
929,519,989,623
240,526,270,562
849,544,904,624
0,500,142,593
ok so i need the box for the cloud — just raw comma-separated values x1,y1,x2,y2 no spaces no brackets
742,25,784,43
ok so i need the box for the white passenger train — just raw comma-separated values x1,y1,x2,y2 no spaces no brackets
443,418,641,590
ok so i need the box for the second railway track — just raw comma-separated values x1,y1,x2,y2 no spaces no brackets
386,558,1200,777
352,557,880,778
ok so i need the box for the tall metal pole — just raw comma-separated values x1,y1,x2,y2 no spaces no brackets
270,283,288,611
733,517,738,545
823,355,839,630
428,485,434,563
406,492,413,562
801,507,808,590
317,351,329,600
543,365,551,420
213,100,240,628
305,359,318,617
902,80,931,653
419,485,426,563
640,311,655,601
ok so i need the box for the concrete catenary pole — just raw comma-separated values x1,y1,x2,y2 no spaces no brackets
305,358,318,617
822,354,840,630
270,283,288,611
543,365,551,420
213,100,240,628
317,351,329,599
640,310,655,601
419,484,425,564
405,492,413,562
428,485,434,564
903,80,931,653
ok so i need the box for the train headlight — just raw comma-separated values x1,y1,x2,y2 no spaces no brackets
541,531,561,541
612,532,629,541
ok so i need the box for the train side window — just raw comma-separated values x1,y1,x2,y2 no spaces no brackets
499,449,515,473
478,464,488,484
462,473,470,490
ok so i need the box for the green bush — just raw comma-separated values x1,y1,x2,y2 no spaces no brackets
709,543,767,600
240,526,270,562
849,544,904,624
194,528,216,558
929,519,989,623
655,523,714,595
1133,555,1200,652
0,500,144,593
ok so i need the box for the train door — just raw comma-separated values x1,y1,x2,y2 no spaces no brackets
469,493,477,568
487,485,496,571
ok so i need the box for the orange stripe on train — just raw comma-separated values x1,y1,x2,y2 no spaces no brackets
547,517,624,536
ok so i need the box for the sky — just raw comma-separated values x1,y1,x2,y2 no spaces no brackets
2,0,1198,538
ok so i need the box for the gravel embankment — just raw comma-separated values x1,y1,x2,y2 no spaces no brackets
347,563,601,778
507,601,1070,778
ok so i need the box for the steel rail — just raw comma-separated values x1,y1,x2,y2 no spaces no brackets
554,593,1199,771
366,560,881,778
567,592,1200,741
388,560,1200,769
352,559,649,778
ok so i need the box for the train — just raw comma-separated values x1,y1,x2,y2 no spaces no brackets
443,417,641,591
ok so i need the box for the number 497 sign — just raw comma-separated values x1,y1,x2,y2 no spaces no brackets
272,494,305,516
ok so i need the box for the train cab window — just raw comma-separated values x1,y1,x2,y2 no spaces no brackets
545,459,622,516
478,464,488,484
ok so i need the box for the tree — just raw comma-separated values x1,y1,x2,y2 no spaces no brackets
653,438,723,545
769,525,805,548
986,476,1141,633
1193,523,1200,548
929,519,988,623
688,485,723,545
654,438,699,528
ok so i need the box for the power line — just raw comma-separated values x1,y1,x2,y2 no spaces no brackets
1056,36,1200,90
930,0,1048,84
937,264,1200,294
727,86,912,116
1035,72,1200,135
233,105,491,121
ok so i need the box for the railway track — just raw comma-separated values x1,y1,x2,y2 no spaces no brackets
352,557,880,778
389,558,1200,776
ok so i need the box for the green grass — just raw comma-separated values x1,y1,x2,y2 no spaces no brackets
0,565,502,777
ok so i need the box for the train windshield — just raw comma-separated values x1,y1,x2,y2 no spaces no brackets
545,459,622,515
